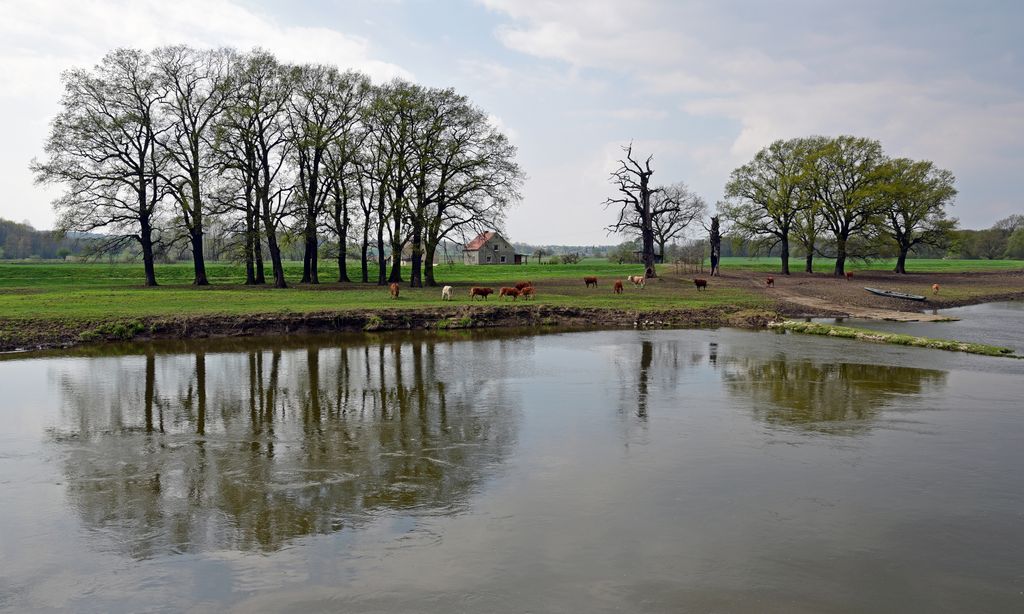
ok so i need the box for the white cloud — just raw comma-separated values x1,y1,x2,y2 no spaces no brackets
0,0,409,228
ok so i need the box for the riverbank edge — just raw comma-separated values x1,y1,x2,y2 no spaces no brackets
0,304,782,353
770,320,1021,358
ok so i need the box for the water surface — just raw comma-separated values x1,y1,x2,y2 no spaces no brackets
1,328,1022,613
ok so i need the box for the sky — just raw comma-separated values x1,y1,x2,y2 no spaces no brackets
1,0,1022,244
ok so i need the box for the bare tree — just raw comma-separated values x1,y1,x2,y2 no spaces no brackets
604,144,674,278
651,182,706,260
219,50,294,288
32,49,168,286
288,65,369,284
154,45,233,285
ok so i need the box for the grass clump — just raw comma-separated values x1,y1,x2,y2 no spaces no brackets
772,320,1018,358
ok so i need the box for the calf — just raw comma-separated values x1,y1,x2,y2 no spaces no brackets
441,285,453,301
520,286,536,300
389,282,400,299
469,286,494,300
766,276,775,288
499,287,520,300
627,275,646,288
932,283,940,295
584,276,598,288
613,280,624,294
514,281,533,291
845,271,854,281
694,278,708,291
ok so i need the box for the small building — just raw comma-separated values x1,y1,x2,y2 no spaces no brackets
463,231,525,265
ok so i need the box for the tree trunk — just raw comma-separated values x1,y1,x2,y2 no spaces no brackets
780,236,791,275
253,214,266,284
376,224,387,286
834,236,847,277
302,227,319,284
360,222,370,283
709,216,721,276
641,230,657,278
805,252,814,274
140,221,158,287
409,224,423,288
261,208,286,288
895,245,909,274
190,228,208,286
424,241,438,287
244,209,256,285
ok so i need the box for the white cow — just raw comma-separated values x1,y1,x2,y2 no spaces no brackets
441,285,453,301
627,275,646,288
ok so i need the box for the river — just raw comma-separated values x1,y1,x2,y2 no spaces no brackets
1,324,1022,612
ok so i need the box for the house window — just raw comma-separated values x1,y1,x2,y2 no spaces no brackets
486,255,492,262
500,256,506,263
493,245,499,251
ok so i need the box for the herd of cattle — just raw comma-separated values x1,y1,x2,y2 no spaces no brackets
387,275,717,301
386,272,942,300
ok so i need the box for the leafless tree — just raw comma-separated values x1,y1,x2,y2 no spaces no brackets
604,144,675,278
32,48,168,286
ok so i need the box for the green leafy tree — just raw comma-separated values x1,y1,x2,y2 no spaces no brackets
876,158,957,273
804,136,887,277
722,138,812,274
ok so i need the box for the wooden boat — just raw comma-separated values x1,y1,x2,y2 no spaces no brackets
864,287,927,301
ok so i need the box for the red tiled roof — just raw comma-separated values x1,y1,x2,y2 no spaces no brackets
464,231,496,251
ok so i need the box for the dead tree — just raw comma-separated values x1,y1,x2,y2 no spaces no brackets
709,215,721,276
604,144,677,278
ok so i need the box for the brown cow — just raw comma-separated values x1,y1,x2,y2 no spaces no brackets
469,287,494,300
613,280,624,294
694,278,708,291
514,281,533,291
584,276,598,287
499,287,520,300
766,276,774,288
845,271,854,281
932,283,940,295
520,286,536,300
389,282,400,299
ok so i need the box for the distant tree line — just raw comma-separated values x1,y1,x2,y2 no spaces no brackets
31,46,523,286
721,135,960,275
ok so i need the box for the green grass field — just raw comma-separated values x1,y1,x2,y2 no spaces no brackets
0,260,762,320
0,257,1019,322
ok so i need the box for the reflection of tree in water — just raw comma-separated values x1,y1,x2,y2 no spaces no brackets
722,354,947,433
614,338,705,421
49,338,519,557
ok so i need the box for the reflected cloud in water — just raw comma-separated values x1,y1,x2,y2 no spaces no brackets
48,337,521,557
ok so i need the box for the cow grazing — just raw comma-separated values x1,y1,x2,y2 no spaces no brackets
627,275,646,288
932,283,940,295
845,271,854,281
469,287,494,300
694,278,708,291
613,280,624,294
766,276,775,287
514,281,533,291
499,287,520,300
520,286,536,300
441,285,453,301
584,276,598,287
389,282,400,299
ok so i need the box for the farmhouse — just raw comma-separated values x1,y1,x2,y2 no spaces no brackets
463,231,528,265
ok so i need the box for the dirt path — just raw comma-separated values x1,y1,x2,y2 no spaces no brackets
769,287,956,321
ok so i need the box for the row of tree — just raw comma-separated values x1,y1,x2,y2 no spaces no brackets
32,46,523,286
722,136,957,275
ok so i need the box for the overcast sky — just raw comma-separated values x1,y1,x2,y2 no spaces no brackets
2,0,1021,244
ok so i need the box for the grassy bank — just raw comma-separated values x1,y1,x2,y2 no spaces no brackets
772,320,1019,358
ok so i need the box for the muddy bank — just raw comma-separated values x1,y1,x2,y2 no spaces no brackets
0,304,780,354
